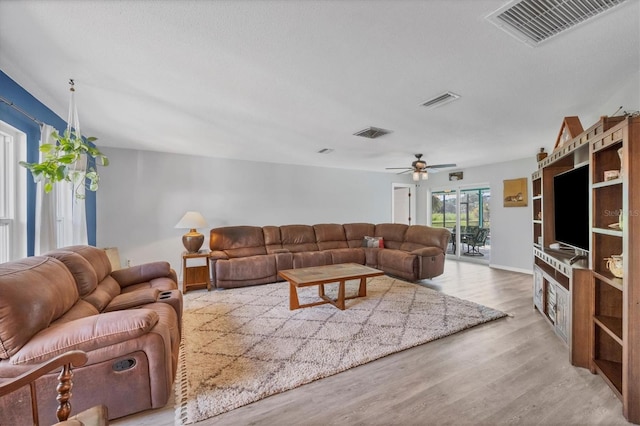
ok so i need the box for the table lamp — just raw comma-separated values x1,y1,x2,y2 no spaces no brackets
175,211,209,253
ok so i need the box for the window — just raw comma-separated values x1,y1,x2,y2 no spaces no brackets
0,121,27,262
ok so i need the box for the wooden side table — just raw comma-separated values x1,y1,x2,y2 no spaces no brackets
181,251,211,293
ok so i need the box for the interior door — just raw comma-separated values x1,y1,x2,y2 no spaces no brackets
392,184,415,225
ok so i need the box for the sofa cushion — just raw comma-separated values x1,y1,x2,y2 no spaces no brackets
292,251,330,268
263,226,283,253
104,288,161,312
375,223,408,250
43,250,98,297
48,245,112,283
0,257,79,360
401,225,450,252
9,310,159,365
377,249,418,282
83,276,121,312
51,300,100,325
343,223,376,248
210,226,266,258
313,224,348,250
215,255,277,282
111,262,172,288
280,225,318,253
325,248,366,265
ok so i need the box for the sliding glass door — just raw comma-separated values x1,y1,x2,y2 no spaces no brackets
431,186,491,261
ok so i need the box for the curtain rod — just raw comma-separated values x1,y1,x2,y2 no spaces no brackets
0,95,44,126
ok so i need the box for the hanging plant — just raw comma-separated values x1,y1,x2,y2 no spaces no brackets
19,128,109,199
19,79,109,200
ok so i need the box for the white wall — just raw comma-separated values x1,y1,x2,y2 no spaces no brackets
96,148,398,272
414,156,538,273
97,146,540,276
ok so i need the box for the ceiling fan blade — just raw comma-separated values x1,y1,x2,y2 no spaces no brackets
386,167,412,170
398,170,412,175
425,163,457,169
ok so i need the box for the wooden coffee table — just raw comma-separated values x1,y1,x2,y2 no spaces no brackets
278,263,384,310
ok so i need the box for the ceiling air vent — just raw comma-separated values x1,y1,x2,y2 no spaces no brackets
353,127,391,139
486,0,628,47
421,91,460,109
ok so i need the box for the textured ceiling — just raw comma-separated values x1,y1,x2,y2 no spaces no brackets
1,0,638,173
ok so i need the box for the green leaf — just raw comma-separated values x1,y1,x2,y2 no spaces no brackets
39,143,54,153
58,154,77,164
86,136,97,142
55,165,67,181
44,182,53,193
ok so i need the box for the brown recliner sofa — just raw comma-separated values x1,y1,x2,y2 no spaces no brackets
0,245,182,424
210,223,450,288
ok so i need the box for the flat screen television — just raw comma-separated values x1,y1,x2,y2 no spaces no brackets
553,164,589,251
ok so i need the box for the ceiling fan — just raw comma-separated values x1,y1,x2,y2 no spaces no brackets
386,154,456,181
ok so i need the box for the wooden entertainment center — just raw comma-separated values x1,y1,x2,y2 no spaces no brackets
532,115,640,423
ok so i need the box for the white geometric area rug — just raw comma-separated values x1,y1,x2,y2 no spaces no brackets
175,275,507,425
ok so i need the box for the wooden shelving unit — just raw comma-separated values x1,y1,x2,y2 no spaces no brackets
533,115,640,423
531,124,591,368
589,116,640,423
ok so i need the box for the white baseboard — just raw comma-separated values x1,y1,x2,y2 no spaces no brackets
489,263,533,275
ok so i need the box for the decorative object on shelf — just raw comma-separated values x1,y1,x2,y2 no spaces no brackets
604,170,620,181
553,116,583,151
536,148,548,162
618,147,623,172
605,254,623,278
449,171,463,181
503,177,528,207
19,79,109,199
607,222,622,231
175,211,209,253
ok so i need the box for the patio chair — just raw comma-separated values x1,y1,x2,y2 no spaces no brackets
0,350,108,426
463,227,489,256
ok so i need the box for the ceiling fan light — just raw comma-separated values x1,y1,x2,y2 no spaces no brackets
412,171,420,181
421,171,429,180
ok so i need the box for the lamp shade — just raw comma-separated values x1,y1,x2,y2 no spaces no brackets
174,211,208,230
175,211,209,253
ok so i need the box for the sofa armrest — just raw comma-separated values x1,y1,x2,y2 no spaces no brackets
111,262,173,288
410,247,443,257
104,288,160,312
10,310,159,365
209,250,229,261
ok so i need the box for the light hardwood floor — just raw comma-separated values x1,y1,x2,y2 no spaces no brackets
113,260,631,425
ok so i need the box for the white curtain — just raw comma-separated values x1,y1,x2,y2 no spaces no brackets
34,124,88,252
34,124,57,255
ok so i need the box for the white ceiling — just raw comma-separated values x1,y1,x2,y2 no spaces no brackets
1,0,639,173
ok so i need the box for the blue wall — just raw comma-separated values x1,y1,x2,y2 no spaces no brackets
0,70,97,253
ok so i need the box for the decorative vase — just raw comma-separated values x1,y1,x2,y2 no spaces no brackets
537,148,548,162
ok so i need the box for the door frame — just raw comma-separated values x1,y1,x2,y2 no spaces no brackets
427,182,490,262
391,183,416,225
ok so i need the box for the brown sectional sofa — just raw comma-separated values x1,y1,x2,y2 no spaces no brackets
210,223,450,288
0,245,182,424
